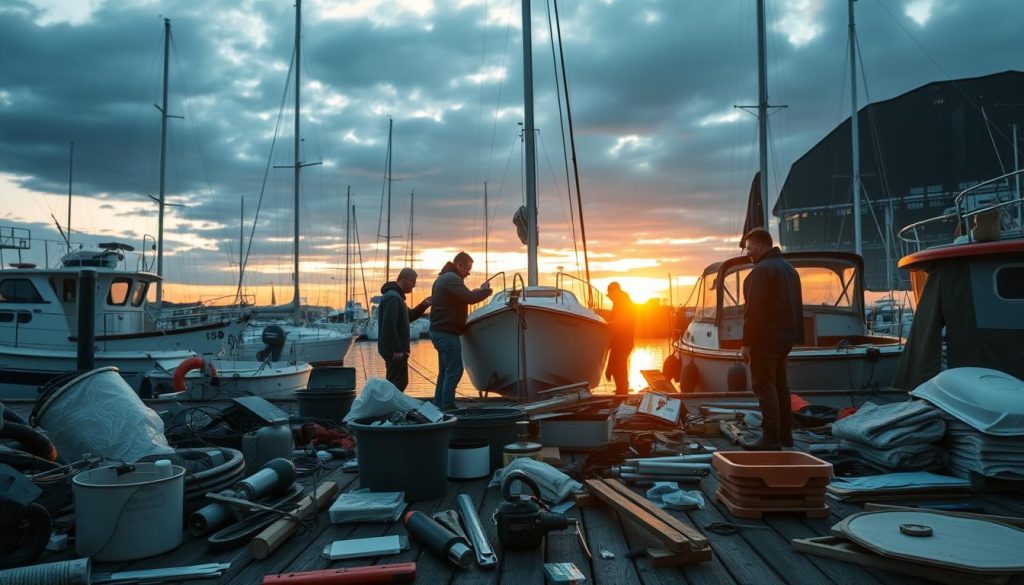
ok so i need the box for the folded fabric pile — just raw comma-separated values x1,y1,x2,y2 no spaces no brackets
831,400,945,471
911,368,1024,480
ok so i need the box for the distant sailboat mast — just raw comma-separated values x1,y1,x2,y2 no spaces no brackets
756,0,770,231
154,17,182,307
848,0,863,256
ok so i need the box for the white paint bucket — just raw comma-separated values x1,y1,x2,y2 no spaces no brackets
448,437,491,480
72,460,185,561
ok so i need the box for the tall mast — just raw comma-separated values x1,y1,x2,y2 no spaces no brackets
238,196,244,301
345,185,351,309
849,0,862,256
385,116,393,281
522,0,539,286
408,190,415,269
66,141,73,247
293,0,302,312
756,0,770,231
156,18,172,306
484,181,489,280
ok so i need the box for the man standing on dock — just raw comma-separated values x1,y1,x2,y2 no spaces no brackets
378,268,431,392
429,252,492,410
740,228,804,450
605,282,636,395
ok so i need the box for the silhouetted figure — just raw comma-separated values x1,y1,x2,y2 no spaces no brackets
739,228,804,450
377,268,431,391
605,282,636,395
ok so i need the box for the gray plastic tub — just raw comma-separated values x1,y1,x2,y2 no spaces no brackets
348,415,457,501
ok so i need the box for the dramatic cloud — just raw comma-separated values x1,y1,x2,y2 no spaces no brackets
0,0,1018,305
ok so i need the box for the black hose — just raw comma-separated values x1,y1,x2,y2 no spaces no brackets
0,403,57,461
501,469,543,503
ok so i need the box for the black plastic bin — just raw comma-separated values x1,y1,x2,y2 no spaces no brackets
297,366,357,423
449,407,526,471
348,415,457,501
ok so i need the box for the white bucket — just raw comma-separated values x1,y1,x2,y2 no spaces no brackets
73,460,185,561
448,437,490,480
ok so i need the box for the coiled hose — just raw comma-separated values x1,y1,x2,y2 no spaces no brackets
139,447,245,512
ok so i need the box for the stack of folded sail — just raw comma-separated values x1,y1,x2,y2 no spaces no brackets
911,367,1024,480
831,400,945,471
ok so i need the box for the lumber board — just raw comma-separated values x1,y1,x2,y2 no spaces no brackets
584,480,694,552
601,479,709,548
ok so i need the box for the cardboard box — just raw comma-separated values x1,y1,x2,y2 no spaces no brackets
539,410,613,449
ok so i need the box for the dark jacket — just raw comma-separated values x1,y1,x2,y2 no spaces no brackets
608,291,636,348
429,262,492,335
377,281,428,358
742,247,804,353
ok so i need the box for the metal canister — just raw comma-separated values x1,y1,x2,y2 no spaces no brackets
502,421,542,466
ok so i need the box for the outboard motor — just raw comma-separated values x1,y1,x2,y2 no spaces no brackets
256,325,287,363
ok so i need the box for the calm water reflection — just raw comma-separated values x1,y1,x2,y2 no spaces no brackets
344,337,674,399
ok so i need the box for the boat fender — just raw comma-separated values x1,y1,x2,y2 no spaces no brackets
726,363,747,393
173,357,219,393
679,361,699,393
662,354,681,382
865,346,881,363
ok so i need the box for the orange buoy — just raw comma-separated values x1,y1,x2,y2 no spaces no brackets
172,357,218,392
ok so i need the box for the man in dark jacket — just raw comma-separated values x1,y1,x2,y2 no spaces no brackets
377,268,431,391
429,252,492,410
605,282,636,395
740,228,804,450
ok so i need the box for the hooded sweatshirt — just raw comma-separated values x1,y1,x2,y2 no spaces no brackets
377,281,428,358
429,262,492,335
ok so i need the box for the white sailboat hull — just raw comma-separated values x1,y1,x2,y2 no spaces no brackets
0,346,194,400
462,296,610,401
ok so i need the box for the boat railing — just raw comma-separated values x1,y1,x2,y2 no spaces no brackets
555,272,603,311
898,169,1024,252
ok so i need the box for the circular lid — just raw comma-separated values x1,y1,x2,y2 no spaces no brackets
504,440,542,453
836,511,1024,573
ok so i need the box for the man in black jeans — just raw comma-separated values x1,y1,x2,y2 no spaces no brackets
377,268,431,391
739,228,804,450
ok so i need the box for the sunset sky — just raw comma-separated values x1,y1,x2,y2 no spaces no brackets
1,0,1019,307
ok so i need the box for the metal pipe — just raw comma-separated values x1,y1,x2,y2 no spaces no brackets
624,454,713,465
76,269,96,371
457,494,497,569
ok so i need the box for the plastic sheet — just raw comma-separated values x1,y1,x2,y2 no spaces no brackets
488,458,582,503
343,378,425,423
645,482,705,510
34,368,173,463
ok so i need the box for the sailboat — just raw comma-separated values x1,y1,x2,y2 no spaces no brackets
461,0,610,402
670,0,904,393
235,0,354,366
361,117,397,343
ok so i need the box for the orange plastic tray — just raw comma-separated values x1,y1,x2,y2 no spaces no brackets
712,451,832,488
716,489,830,519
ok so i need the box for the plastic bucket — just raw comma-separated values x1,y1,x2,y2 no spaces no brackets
448,437,490,480
297,389,357,423
73,460,185,561
449,407,526,471
348,415,457,501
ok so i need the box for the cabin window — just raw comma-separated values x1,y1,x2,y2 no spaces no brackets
63,278,76,302
107,278,132,306
131,282,149,307
995,266,1024,300
794,266,855,308
0,312,13,323
0,278,45,304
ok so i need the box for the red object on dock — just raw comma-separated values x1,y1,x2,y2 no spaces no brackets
261,563,416,584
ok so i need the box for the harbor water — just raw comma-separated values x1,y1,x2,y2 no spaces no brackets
345,337,673,399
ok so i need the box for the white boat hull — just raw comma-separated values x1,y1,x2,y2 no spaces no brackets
95,318,251,354
238,327,354,366
462,304,610,401
147,360,313,399
674,340,903,393
0,346,194,400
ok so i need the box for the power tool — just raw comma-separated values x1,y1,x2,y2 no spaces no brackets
494,469,575,549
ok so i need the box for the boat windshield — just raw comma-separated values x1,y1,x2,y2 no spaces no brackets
718,265,858,312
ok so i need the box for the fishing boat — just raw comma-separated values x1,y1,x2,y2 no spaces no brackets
461,0,609,402
673,251,904,392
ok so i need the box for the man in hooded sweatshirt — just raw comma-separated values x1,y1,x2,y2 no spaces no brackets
739,227,804,450
377,268,432,391
429,252,492,410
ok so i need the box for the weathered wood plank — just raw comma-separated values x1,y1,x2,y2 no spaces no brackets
578,490,643,585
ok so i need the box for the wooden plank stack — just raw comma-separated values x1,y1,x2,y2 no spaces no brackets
581,478,711,568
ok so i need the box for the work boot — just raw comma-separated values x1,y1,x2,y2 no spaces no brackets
738,432,782,451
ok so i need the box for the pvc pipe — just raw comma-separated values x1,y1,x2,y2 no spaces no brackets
636,461,711,475
625,454,712,465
